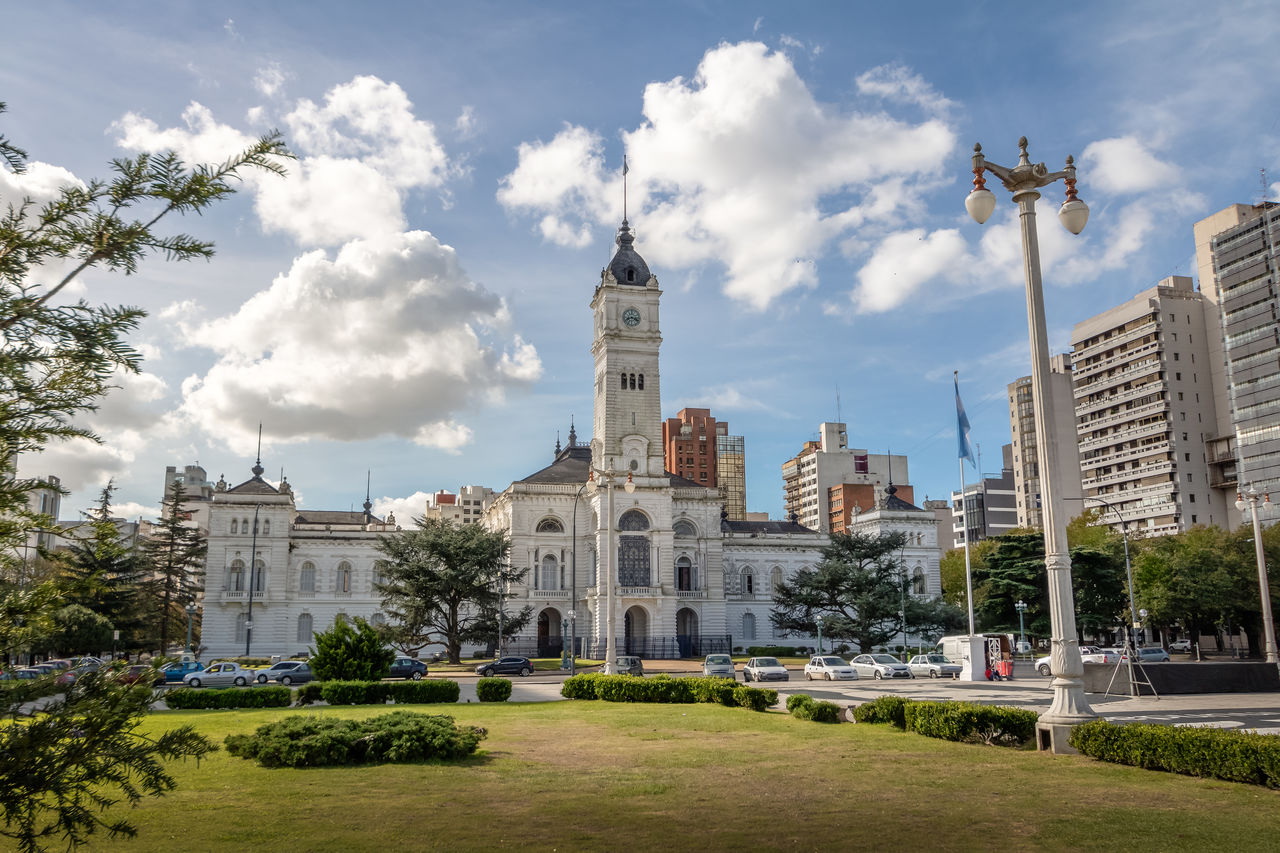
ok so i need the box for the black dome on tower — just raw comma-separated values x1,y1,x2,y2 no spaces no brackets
607,220,650,286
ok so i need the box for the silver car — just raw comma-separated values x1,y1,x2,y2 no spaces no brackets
702,654,736,678
742,657,790,682
850,654,913,680
907,654,961,679
255,660,308,684
183,661,251,688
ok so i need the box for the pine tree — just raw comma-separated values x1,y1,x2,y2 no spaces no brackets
141,481,207,655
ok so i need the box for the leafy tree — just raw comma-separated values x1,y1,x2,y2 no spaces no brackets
903,594,967,643
374,517,531,664
308,616,395,681
44,604,113,657
139,480,206,654
1133,525,1236,648
0,672,214,853
939,537,998,611
975,532,1048,636
771,531,909,653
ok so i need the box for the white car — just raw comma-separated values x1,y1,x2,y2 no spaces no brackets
742,657,790,682
1035,647,1118,675
1169,639,1193,653
804,655,859,681
702,654,736,679
183,661,252,688
907,654,961,679
850,654,913,680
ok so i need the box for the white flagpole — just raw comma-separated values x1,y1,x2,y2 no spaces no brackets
959,453,975,636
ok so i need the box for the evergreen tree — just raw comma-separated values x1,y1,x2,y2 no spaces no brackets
308,616,395,681
141,480,207,655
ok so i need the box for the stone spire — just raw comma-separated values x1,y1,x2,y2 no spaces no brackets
567,416,578,448
363,471,373,521
251,423,264,479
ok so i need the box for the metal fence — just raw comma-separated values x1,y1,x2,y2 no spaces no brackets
495,634,734,660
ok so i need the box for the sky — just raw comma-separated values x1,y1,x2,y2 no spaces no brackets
4,1,1280,525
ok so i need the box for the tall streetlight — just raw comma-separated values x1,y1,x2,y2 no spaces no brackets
1071,496,1139,649
1015,599,1027,653
569,478,593,677
185,602,198,654
585,465,635,674
1235,487,1278,667
967,136,1095,734
244,503,263,657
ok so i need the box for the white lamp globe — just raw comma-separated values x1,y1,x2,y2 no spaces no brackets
965,187,997,224
1059,198,1089,235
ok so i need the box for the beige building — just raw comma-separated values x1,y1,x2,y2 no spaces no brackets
424,485,495,526
1194,203,1280,504
1071,275,1228,534
781,423,910,533
1007,355,1083,529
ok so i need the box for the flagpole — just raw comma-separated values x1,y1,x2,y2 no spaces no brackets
959,453,975,636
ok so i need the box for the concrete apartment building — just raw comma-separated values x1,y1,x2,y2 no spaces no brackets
948,444,1019,549
1194,202,1280,502
424,486,495,525
781,422,910,533
1071,275,1228,534
1007,355,1083,529
661,407,747,520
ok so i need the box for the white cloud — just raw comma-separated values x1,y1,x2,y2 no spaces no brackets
1082,136,1179,195
455,105,478,139
114,75,458,247
854,228,970,313
371,491,432,524
253,62,289,98
855,63,953,115
173,230,541,453
498,42,956,310
112,500,160,521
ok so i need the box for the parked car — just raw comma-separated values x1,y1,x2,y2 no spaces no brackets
41,659,72,671
702,654,736,678
388,657,429,680
475,656,534,677
255,660,309,684
267,662,312,686
159,660,204,684
0,668,41,681
743,657,789,682
56,663,99,686
1169,639,1193,653
613,656,645,676
115,664,155,686
850,654,913,680
183,661,252,688
804,655,858,681
1035,647,1119,675
907,653,961,679
1125,647,1171,663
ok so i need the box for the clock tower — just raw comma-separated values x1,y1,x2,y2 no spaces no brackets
590,219,665,484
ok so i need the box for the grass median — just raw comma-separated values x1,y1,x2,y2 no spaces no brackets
86,701,1279,852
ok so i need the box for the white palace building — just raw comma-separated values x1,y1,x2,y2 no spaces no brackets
194,218,942,659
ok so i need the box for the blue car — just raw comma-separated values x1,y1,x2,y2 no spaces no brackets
158,660,204,684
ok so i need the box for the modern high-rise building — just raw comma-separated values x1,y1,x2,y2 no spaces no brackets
781,422,910,533
948,444,1019,549
1194,202,1280,502
1007,354,1083,529
424,485,494,525
715,431,746,521
662,408,720,488
1071,275,1228,534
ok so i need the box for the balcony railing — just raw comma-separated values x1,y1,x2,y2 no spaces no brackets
675,589,707,599
531,589,568,598
618,586,661,597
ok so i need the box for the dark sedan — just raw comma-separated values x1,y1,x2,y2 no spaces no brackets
475,656,534,677
388,658,428,680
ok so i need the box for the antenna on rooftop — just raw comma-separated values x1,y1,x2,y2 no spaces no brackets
835,383,842,424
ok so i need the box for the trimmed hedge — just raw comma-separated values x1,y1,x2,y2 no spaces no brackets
319,679,459,705
224,711,485,768
1070,720,1280,788
165,686,291,710
904,701,1037,747
295,683,324,705
476,677,512,702
852,695,911,729
559,674,776,711
792,698,841,723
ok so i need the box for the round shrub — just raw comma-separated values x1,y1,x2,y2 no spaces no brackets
733,685,777,712
224,711,486,768
852,695,911,728
476,677,512,702
560,673,602,700
786,694,814,713
793,699,841,723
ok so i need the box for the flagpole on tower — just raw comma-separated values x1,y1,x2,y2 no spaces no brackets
622,155,629,223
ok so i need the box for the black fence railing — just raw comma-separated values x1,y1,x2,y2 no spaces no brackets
584,634,733,660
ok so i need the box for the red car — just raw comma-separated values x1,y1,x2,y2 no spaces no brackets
115,664,155,686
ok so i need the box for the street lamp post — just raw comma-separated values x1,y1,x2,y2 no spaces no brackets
1073,496,1139,650
185,603,197,653
967,136,1095,736
586,466,635,674
569,478,592,677
244,503,263,658
1015,599,1027,653
1235,487,1279,667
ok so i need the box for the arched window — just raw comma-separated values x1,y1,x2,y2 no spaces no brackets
629,373,636,390
242,518,249,534
296,613,313,643
742,568,754,596
536,517,564,533
620,372,627,390
541,554,558,591
228,559,244,592
637,374,644,390
299,562,316,593
770,566,783,594
230,518,238,534
617,510,650,586
253,559,266,593
334,612,348,627
263,519,270,535
370,612,386,628
743,612,757,641
626,268,635,283
337,561,352,594
912,567,926,595
673,520,697,538
235,612,249,644
676,556,693,591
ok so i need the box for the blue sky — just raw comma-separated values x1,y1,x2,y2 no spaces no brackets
4,1,1280,523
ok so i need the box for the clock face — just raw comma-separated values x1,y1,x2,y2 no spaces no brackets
622,307,641,327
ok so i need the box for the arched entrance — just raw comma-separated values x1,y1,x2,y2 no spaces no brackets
623,605,649,655
676,607,699,658
537,607,563,658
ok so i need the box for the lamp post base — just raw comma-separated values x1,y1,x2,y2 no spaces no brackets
1035,722,1082,755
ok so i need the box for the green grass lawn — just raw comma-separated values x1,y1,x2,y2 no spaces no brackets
79,702,1280,852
